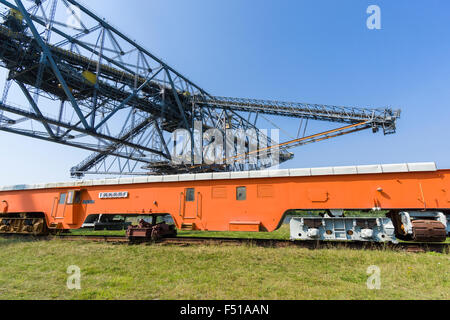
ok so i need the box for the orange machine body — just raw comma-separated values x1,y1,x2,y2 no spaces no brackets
1,164,450,232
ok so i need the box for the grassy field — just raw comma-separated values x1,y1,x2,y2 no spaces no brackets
68,225,450,243
0,235,448,300
69,225,292,239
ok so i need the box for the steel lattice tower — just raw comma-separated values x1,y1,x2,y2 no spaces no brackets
0,0,400,178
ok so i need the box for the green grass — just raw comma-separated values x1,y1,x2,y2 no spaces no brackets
68,225,450,243
0,237,448,300
68,229,127,237
68,225,291,240
178,227,291,240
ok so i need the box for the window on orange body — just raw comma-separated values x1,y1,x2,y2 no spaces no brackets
186,188,195,202
236,187,247,201
59,193,67,205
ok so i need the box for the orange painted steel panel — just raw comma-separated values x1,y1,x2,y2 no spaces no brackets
0,170,449,232
229,221,261,232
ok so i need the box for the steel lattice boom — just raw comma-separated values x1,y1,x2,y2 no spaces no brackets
193,96,400,134
0,0,400,178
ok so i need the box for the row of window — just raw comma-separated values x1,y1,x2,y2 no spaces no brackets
59,187,252,204
59,191,82,205
185,187,247,202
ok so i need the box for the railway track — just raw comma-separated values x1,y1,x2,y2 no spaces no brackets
47,235,450,253
1,234,448,253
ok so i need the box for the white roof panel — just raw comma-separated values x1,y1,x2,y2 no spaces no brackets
249,170,270,178
132,177,148,184
268,169,290,178
289,168,311,177
311,167,334,176
381,163,409,173
407,162,437,172
0,162,438,191
147,176,163,183
357,165,383,174
178,174,196,182
230,171,249,179
333,166,358,175
162,175,179,182
212,172,231,180
104,178,120,185
118,177,134,185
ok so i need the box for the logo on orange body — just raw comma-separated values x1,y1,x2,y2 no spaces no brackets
99,192,129,199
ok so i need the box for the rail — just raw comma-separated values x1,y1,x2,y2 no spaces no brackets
2,234,445,253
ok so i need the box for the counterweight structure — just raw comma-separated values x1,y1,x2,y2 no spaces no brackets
0,0,400,178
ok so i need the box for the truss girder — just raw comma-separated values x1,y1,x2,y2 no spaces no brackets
0,0,400,178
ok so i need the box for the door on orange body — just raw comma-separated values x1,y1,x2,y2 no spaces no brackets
183,188,197,219
54,192,67,219
65,190,83,225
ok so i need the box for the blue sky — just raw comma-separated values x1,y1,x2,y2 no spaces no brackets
1,0,450,185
